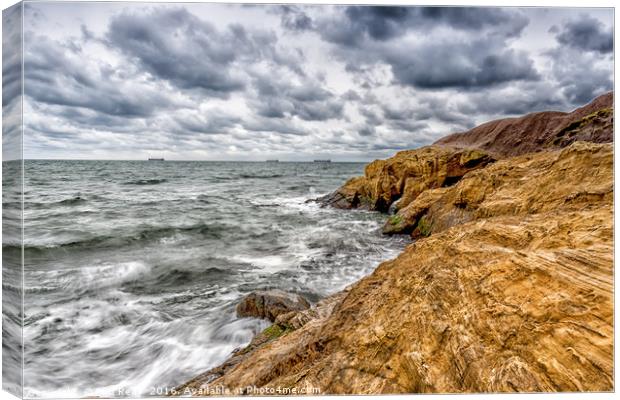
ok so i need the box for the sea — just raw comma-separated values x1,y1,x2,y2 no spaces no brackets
4,160,408,398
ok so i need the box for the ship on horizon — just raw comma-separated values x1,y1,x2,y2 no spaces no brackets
313,159,331,163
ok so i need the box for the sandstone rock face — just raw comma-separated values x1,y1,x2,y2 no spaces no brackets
435,92,613,158
383,142,612,236
382,188,447,235
313,176,367,209
236,290,310,322
179,142,613,394
317,146,494,212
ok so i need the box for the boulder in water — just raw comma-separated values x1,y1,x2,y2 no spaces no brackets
236,290,310,322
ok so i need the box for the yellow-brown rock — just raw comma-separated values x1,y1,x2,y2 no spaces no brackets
384,142,612,235
317,146,494,212
178,142,613,394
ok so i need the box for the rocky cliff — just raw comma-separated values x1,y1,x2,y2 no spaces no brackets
178,94,614,395
317,92,613,214
435,92,613,157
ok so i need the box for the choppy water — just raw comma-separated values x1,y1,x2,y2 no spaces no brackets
7,160,407,397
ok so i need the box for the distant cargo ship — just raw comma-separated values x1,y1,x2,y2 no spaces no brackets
148,157,164,161
266,159,279,162
313,159,331,163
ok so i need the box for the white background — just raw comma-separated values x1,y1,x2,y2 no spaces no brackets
0,0,617,399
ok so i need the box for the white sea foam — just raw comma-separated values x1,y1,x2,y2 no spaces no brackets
230,254,289,271
61,261,151,291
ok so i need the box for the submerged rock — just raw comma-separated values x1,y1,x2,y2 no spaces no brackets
236,290,310,322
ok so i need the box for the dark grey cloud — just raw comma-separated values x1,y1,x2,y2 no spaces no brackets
2,3,23,161
545,32,613,106
311,6,539,90
278,5,313,31
358,101,431,136
560,67,612,105
382,105,409,121
54,107,148,130
318,6,529,47
416,7,528,35
342,90,362,102
106,8,275,96
385,40,539,89
359,106,383,126
172,112,241,135
250,74,344,121
458,86,567,117
24,33,176,118
388,120,430,132
358,126,375,136
404,96,475,129
2,4,22,109
555,14,613,54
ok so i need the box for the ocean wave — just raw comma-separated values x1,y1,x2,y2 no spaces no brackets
58,196,87,206
239,173,286,179
153,266,228,286
123,178,168,185
196,194,234,204
4,196,87,211
20,196,96,210
17,223,236,253
77,262,150,289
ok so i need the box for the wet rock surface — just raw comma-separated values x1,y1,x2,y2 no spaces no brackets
236,290,311,322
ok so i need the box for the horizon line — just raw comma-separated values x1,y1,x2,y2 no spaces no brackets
4,158,370,163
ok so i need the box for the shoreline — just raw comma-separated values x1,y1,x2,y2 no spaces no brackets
176,92,614,395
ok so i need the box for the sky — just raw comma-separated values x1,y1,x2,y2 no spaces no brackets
3,2,614,161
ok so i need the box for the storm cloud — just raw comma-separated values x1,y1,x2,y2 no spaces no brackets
555,14,613,53
14,3,614,161
2,3,23,160
317,6,530,46
106,8,271,95
384,40,540,89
